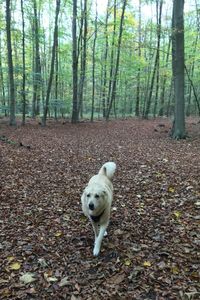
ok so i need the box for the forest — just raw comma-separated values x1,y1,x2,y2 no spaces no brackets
0,1,200,299
0,0,199,129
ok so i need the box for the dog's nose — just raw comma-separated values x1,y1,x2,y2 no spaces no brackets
89,203,94,210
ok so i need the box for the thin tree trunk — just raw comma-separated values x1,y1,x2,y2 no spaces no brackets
185,64,200,116
106,0,127,120
32,0,42,118
101,0,111,118
54,35,59,121
106,0,117,115
78,0,87,118
144,0,163,119
21,0,26,125
42,0,60,126
71,0,79,123
0,31,6,116
6,0,16,126
159,36,171,116
135,0,141,117
91,1,98,122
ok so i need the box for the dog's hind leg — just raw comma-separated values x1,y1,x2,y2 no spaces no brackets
93,223,108,256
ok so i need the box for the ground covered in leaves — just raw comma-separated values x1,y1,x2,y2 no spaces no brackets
0,118,200,300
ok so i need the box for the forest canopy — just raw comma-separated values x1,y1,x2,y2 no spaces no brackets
0,0,199,125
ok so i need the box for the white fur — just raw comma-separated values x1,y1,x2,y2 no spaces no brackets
81,162,116,256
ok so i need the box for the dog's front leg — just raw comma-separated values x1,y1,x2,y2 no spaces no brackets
91,222,99,241
93,223,108,256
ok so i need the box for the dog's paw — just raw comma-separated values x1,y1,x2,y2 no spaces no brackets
93,245,100,256
104,231,108,237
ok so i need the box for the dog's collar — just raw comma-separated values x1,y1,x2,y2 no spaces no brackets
90,209,105,223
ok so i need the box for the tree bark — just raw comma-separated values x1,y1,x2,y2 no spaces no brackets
171,0,186,139
71,0,79,123
6,0,16,126
32,0,42,118
78,0,88,118
106,0,127,120
21,0,26,125
144,0,163,119
91,1,98,122
43,0,60,126
135,0,141,117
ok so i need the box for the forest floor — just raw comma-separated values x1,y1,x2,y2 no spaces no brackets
0,117,200,300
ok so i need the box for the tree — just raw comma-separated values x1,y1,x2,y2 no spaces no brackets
32,0,42,118
43,0,61,126
21,0,26,125
71,0,79,123
6,0,16,126
144,0,163,118
78,0,88,118
135,0,142,117
171,0,186,139
106,0,127,120
91,1,98,122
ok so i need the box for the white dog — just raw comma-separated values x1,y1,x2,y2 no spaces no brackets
81,162,116,256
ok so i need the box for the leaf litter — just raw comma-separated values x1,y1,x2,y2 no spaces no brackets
0,118,200,299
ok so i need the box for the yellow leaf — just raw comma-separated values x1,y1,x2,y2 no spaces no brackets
124,259,131,266
9,262,21,270
143,261,151,267
55,231,62,237
7,256,15,262
174,211,181,218
171,266,179,274
168,187,175,193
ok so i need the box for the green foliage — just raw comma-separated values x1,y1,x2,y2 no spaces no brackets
0,0,199,120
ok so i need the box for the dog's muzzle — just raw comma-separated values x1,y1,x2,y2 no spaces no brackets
89,203,95,211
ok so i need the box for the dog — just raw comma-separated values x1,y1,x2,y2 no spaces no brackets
81,162,116,256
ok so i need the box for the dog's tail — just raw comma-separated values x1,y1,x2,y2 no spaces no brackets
98,162,116,180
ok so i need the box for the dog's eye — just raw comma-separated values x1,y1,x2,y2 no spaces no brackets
95,194,99,199
87,193,91,198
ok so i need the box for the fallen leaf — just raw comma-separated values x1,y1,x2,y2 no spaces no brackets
107,273,125,284
9,262,21,270
59,277,70,287
143,261,152,267
124,258,132,266
55,231,62,237
174,211,181,218
168,187,175,193
20,272,37,284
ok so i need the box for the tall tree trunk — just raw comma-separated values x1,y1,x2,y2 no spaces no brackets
106,0,117,116
32,0,42,117
6,0,16,126
54,35,59,121
106,0,127,120
159,36,171,116
171,0,186,139
135,0,141,117
21,0,26,125
43,0,60,126
144,0,163,119
91,1,98,122
0,31,6,116
71,0,79,123
185,64,200,116
78,0,88,118
101,0,110,118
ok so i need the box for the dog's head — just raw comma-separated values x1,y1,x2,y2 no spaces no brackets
83,184,107,214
